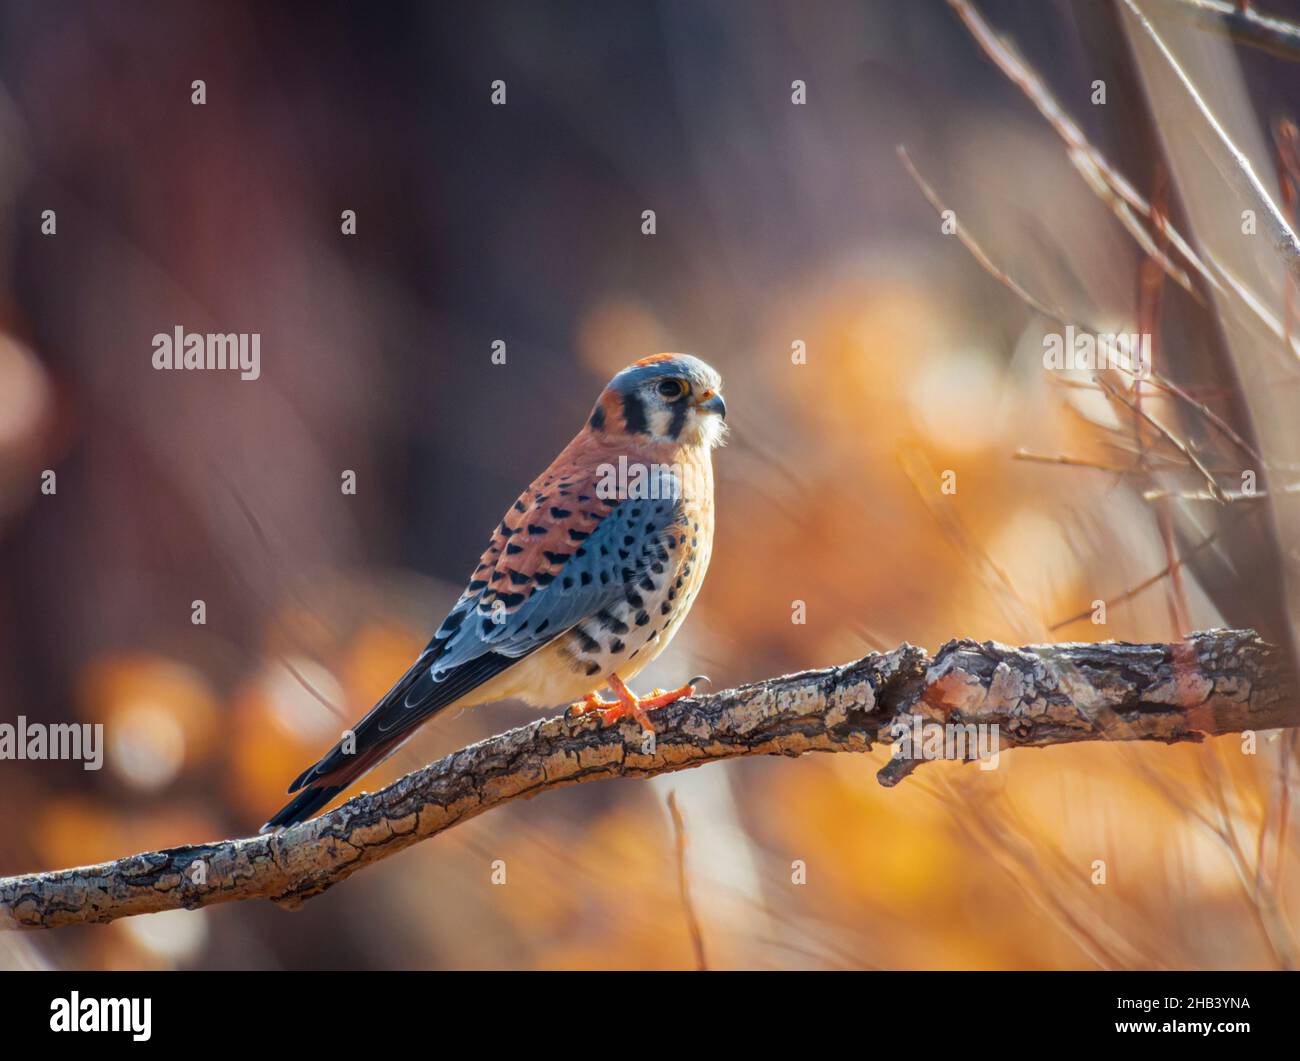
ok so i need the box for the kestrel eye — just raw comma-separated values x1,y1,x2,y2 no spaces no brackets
656,379,686,400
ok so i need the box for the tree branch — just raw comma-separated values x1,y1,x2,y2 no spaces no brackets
2,628,1295,931
1146,0,1300,63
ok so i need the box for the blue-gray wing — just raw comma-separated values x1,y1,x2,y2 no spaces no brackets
265,467,685,829
430,482,685,677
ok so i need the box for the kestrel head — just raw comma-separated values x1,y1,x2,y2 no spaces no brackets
589,353,727,449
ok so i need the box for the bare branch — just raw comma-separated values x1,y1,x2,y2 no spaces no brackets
948,0,1300,364
1144,482,1300,501
899,142,1266,472
1,629,1294,931
1013,449,1144,474
946,0,1207,301
1094,375,1229,502
1146,0,1300,62
1121,0,1300,284
896,144,1071,323
1048,530,1222,630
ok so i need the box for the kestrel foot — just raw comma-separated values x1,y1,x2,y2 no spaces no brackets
567,691,617,718
637,683,697,710
596,674,696,732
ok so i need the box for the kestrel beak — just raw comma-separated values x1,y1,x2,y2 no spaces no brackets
696,390,727,419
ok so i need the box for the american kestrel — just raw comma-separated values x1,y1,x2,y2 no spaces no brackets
263,353,726,830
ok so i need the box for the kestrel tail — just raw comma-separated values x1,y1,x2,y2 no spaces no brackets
262,353,727,831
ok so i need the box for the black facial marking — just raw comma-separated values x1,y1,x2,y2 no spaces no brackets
668,397,688,439
589,405,606,431
621,392,648,434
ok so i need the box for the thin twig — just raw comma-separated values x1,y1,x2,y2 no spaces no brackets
1013,449,1144,474
666,792,709,971
1121,0,1300,285
1095,375,1229,503
1049,529,1221,630
948,0,1300,364
1146,0,1300,62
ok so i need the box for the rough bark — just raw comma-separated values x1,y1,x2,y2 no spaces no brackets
1,628,1294,931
